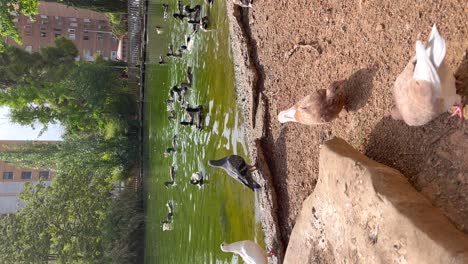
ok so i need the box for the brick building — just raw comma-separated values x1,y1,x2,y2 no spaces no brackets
0,140,56,214
4,1,125,61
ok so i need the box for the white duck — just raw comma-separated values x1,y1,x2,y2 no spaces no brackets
392,25,463,126
220,240,267,264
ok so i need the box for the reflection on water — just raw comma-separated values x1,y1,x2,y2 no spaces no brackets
144,0,264,263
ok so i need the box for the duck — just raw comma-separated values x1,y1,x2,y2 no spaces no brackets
233,0,252,8
166,200,174,220
159,55,166,65
278,80,347,125
391,25,463,126
164,166,177,188
188,16,210,32
189,172,205,188
180,105,204,129
169,85,188,103
155,26,163,34
164,135,178,157
162,4,169,19
184,4,201,14
220,240,267,264
181,35,195,52
208,155,260,191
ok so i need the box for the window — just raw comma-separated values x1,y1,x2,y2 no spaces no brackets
70,22,78,27
41,20,48,25
111,51,118,60
21,172,32,180
69,17,77,22
54,16,60,20
54,33,61,38
97,33,104,41
39,171,50,180
40,32,47,37
83,35,89,40
83,18,91,23
40,15,48,19
83,49,92,59
68,33,76,40
3,172,13,180
25,46,32,53
54,28,61,32
68,28,76,33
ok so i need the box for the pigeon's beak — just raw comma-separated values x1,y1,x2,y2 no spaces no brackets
278,108,297,123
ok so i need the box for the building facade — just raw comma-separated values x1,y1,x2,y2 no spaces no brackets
5,2,125,61
0,140,56,214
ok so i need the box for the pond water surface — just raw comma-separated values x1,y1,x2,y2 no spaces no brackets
144,0,265,263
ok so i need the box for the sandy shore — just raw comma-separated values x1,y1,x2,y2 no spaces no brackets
226,1,468,263
226,4,285,263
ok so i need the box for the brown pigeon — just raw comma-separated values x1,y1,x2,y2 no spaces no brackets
277,80,346,125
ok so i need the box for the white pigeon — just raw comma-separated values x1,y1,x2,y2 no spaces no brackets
220,240,267,264
392,24,462,126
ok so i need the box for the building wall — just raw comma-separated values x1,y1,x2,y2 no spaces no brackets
0,140,56,214
5,2,123,61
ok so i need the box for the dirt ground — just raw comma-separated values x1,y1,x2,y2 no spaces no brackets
244,0,468,246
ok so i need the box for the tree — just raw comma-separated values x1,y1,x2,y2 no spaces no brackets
0,37,135,135
0,0,39,50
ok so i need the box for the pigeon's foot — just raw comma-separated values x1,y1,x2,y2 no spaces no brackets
450,104,464,121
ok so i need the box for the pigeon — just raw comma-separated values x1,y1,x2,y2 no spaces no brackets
208,155,260,190
391,25,463,126
278,80,346,125
233,0,252,8
220,240,267,264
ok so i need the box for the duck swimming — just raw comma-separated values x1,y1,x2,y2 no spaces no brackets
164,166,177,188
164,135,178,157
180,105,204,129
208,155,260,191
190,172,205,188
159,55,166,65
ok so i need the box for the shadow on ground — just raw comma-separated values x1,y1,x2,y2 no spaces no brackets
345,66,378,112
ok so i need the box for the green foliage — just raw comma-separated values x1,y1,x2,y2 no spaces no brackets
0,133,140,262
0,28,143,262
106,13,127,38
102,189,145,264
0,37,135,136
0,0,39,50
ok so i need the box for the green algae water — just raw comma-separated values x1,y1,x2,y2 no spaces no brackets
144,0,265,263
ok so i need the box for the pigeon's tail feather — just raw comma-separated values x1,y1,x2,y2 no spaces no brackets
208,158,227,168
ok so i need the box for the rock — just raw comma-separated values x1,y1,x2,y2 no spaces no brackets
284,137,468,264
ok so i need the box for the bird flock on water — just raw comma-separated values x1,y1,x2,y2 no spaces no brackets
155,1,267,263
154,0,464,261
